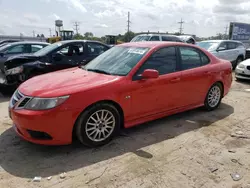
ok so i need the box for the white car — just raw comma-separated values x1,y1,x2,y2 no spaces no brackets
197,40,246,69
235,59,250,80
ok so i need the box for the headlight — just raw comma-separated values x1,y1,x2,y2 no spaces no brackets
6,66,23,75
25,96,69,110
237,64,245,69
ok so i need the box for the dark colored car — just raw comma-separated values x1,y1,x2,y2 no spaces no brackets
0,40,110,85
0,39,20,48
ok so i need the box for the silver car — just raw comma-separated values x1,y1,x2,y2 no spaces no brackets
197,40,246,69
235,59,250,80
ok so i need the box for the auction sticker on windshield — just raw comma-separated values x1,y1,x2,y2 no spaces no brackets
128,48,147,55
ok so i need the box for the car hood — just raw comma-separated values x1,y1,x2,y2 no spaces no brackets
19,67,122,97
4,54,39,69
239,59,250,66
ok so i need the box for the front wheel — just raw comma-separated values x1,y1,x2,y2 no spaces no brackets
75,103,121,147
204,83,223,111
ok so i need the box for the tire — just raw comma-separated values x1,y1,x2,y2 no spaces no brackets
75,103,121,147
204,83,223,111
233,56,243,69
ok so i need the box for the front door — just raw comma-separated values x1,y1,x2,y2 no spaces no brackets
129,46,182,120
178,46,212,106
48,42,86,72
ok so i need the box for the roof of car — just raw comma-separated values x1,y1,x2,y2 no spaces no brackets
119,41,190,48
200,40,241,43
7,41,50,45
135,34,179,37
57,40,109,46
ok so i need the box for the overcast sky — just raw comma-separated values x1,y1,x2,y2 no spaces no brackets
0,0,250,37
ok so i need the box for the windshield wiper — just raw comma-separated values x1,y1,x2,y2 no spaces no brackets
86,68,112,75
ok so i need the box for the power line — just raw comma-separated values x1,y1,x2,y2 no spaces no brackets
73,21,80,34
178,18,184,34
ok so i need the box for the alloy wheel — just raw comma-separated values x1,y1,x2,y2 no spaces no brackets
85,110,115,142
207,85,221,108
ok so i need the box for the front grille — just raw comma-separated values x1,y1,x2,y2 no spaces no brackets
10,90,31,109
18,97,31,108
247,66,250,71
11,90,24,106
237,73,250,78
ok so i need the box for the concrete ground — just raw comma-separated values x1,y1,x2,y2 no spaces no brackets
0,75,250,188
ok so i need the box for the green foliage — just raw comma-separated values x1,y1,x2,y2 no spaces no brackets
72,31,137,44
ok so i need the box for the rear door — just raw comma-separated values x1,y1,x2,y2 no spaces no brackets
216,42,230,61
226,41,238,62
178,46,211,106
85,42,109,64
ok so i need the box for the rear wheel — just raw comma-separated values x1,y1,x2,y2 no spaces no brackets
204,83,223,111
75,103,121,147
233,56,243,69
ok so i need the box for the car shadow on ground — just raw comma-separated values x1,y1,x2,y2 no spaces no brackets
0,103,234,178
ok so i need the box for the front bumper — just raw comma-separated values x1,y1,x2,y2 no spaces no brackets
235,67,250,80
9,106,78,145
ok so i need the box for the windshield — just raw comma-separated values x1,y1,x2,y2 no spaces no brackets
131,35,151,42
197,41,219,51
33,42,61,56
84,46,149,76
0,44,11,52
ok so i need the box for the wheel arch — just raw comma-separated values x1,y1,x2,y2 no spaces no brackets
72,100,125,141
213,81,224,97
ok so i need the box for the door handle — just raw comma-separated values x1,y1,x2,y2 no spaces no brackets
170,77,181,83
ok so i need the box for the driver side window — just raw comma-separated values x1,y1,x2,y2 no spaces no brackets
133,47,177,80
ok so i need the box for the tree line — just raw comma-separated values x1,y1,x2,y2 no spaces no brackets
73,31,136,43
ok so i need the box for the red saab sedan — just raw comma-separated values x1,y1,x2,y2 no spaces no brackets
9,42,232,146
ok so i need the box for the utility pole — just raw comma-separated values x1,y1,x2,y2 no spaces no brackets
224,25,228,39
178,18,184,34
73,21,80,35
127,11,131,41
32,30,35,37
49,28,52,37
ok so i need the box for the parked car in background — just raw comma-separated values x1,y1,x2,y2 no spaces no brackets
197,40,246,69
0,39,20,48
0,40,110,85
0,41,49,65
130,34,183,42
9,42,232,146
0,41,49,85
235,59,250,80
177,35,196,44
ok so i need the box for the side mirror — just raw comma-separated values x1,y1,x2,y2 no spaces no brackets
52,53,63,61
141,69,159,79
217,47,226,52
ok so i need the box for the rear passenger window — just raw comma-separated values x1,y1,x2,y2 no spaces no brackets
227,42,236,49
134,47,177,78
149,36,160,41
180,47,208,70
